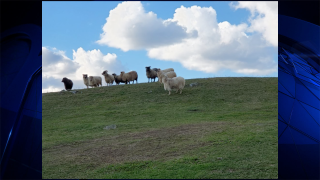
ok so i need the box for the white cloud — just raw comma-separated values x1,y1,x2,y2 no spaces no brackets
97,1,278,76
218,21,248,45
72,47,125,79
42,47,126,92
42,47,79,79
96,1,197,51
230,1,278,47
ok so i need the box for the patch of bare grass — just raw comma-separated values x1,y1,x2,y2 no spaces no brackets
44,121,229,168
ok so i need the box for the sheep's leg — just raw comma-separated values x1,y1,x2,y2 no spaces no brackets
180,89,182,94
168,90,171,95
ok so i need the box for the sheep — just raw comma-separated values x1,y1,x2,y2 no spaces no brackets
159,71,177,84
102,70,114,86
112,73,126,85
145,66,158,83
120,71,138,84
162,75,185,95
83,74,99,88
157,68,175,83
61,77,73,90
88,76,102,87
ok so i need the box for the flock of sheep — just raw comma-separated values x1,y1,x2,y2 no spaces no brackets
61,67,185,95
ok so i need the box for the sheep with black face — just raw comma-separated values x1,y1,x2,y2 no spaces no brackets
112,73,126,85
145,66,158,83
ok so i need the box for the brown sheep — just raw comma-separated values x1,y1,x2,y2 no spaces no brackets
157,68,175,83
120,71,138,84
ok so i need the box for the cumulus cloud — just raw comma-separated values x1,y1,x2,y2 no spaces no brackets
97,1,278,76
42,47,126,92
72,47,125,79
96,1,197,51
42,47,79,79
230,1,278,47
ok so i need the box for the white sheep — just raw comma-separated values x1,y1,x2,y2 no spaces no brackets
102,70,114,86
83,74,97,88
162,75,185,95
83,74,102,88
156,68,175,83
88,75,102,88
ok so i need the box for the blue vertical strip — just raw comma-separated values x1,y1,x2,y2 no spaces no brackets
278,1,320,179
1,1,42,179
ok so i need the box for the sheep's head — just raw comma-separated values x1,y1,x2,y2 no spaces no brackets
83,74,88,78
120,71,125,77
152,68,159,72
112,73,116,77
162,75,168,83
145,66,151,71
102,70,107,75
61,77,67,82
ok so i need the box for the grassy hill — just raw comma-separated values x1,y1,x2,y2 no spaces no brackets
42,77,278,179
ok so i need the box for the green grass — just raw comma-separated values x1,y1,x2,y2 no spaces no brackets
42,77,278,179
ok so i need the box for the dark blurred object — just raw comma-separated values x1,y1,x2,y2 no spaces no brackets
1,1,42,33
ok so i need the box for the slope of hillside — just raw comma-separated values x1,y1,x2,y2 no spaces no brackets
43,77,278,179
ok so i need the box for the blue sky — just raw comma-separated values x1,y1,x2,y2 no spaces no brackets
42,1,278,92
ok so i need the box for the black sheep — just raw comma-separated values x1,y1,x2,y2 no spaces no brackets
61,77,73,90
112,73,126,85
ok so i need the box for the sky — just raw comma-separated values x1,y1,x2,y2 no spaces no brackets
42,1,278,93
